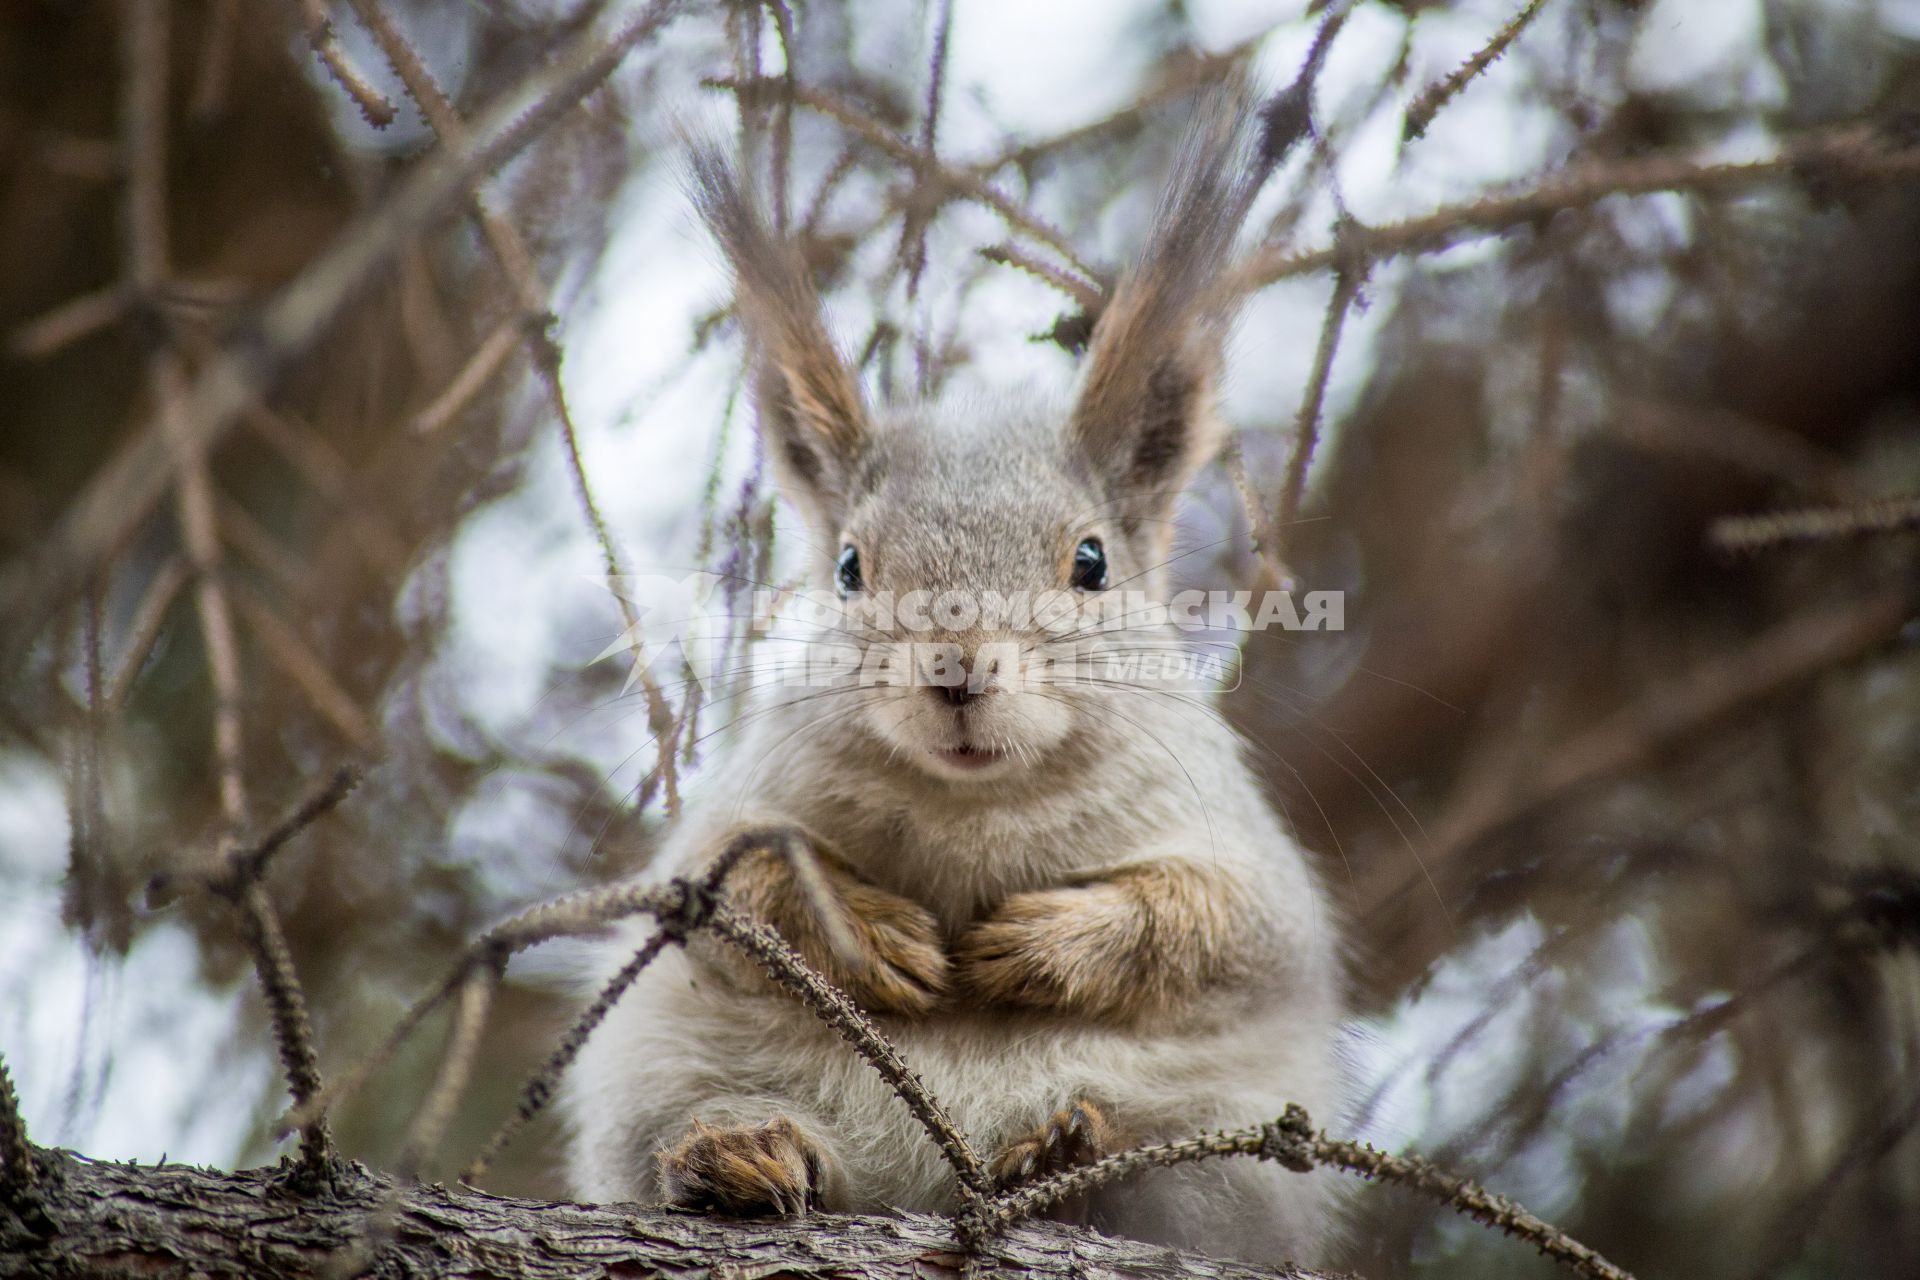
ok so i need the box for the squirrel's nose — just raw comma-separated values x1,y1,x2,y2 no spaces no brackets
926,669,996,708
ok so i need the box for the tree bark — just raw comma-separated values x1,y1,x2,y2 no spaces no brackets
0,1148,1330,1280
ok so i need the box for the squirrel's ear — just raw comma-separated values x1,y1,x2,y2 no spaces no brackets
1068,85,1261,540
688,145,869,529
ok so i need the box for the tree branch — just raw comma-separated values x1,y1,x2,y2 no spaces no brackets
1233,121,1920,292
0,1152,1334,1280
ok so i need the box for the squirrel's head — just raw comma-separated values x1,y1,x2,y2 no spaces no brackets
689,92,1261,784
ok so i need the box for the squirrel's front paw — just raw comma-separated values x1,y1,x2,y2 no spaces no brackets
722,839,949,1017
990,1099,1117,1189
833,881,951,1017
954,884,1135,1019
658,1117,821,1217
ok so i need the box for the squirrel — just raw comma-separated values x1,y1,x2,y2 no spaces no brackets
563,88,1347,1268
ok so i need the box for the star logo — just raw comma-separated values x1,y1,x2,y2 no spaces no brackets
593,573,729,695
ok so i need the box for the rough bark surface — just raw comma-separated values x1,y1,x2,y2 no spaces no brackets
0,1149,1332,1280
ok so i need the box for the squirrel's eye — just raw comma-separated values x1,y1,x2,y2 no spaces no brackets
1071,537,1108,591
836,545,863,596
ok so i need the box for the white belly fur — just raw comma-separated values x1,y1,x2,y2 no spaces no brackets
566,938,1341,1265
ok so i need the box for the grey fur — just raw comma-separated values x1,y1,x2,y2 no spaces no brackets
565,92,1346,1267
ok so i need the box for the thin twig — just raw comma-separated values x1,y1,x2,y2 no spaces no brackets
3,0,687,650
1611,398,1853,499
709,75,1103,285
138,769,362,1178
223,769,361,1176
704,902,991,1207
976,243,1103,311
1710,494,1920,554
461,929,675,1184
899,0,954,307
73,583,114,950
122,0,252,832
280,880,699,1138
982,1106,1634,1280
105,558,188,711
763,0,796,232
224,764,363,887
296,0,398,128
411,316,521,434
1415,585,1916,887
1234,121,1920,292
397,963,499,1181
350,0,685,816
1218,438,1286,590
294,828,986,1215
1276,228,1367,551
1299,1111,1634,1280
1402,0,1552,143
237,883,337,1177
460,835,777,1182
229,579,378,750
1266,0,1351,171
157,351,251,828
5,285,131,359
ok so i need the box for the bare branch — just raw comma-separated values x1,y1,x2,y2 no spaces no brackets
230,579,378,751
985,1106,1635,1280
349,0,685,815
121,0,252,831
1711,494,1920,554
1422,585,1916,880
1401,0,1553,143
709,75,1103,284
156,353,251,829
977,243,1103,311
1234,122,1920,292
104,558,188,711
2,0,686,650
460,928,677,1184
294,0,397,128
19,1153,1344,1280
236,883,336,1178
705,902,992,1208
899,0,955,306
278,852,731,1138
5,285,131,360
397,963,499,1182
225,764,362,888
763,0,797,232
411,316,521,434
1276,226,1367,553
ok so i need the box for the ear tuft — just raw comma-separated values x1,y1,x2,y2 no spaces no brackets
1068,80,1265,534
686,144,869,526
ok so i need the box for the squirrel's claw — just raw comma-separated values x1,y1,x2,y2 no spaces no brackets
990,1098,1116,1190
658,1116,823,1218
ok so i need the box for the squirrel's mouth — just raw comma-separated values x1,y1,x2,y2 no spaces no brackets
932,744,1005,772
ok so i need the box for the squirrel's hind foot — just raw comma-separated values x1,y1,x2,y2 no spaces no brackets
658,1116,821,1217
990,1098,1116,1190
